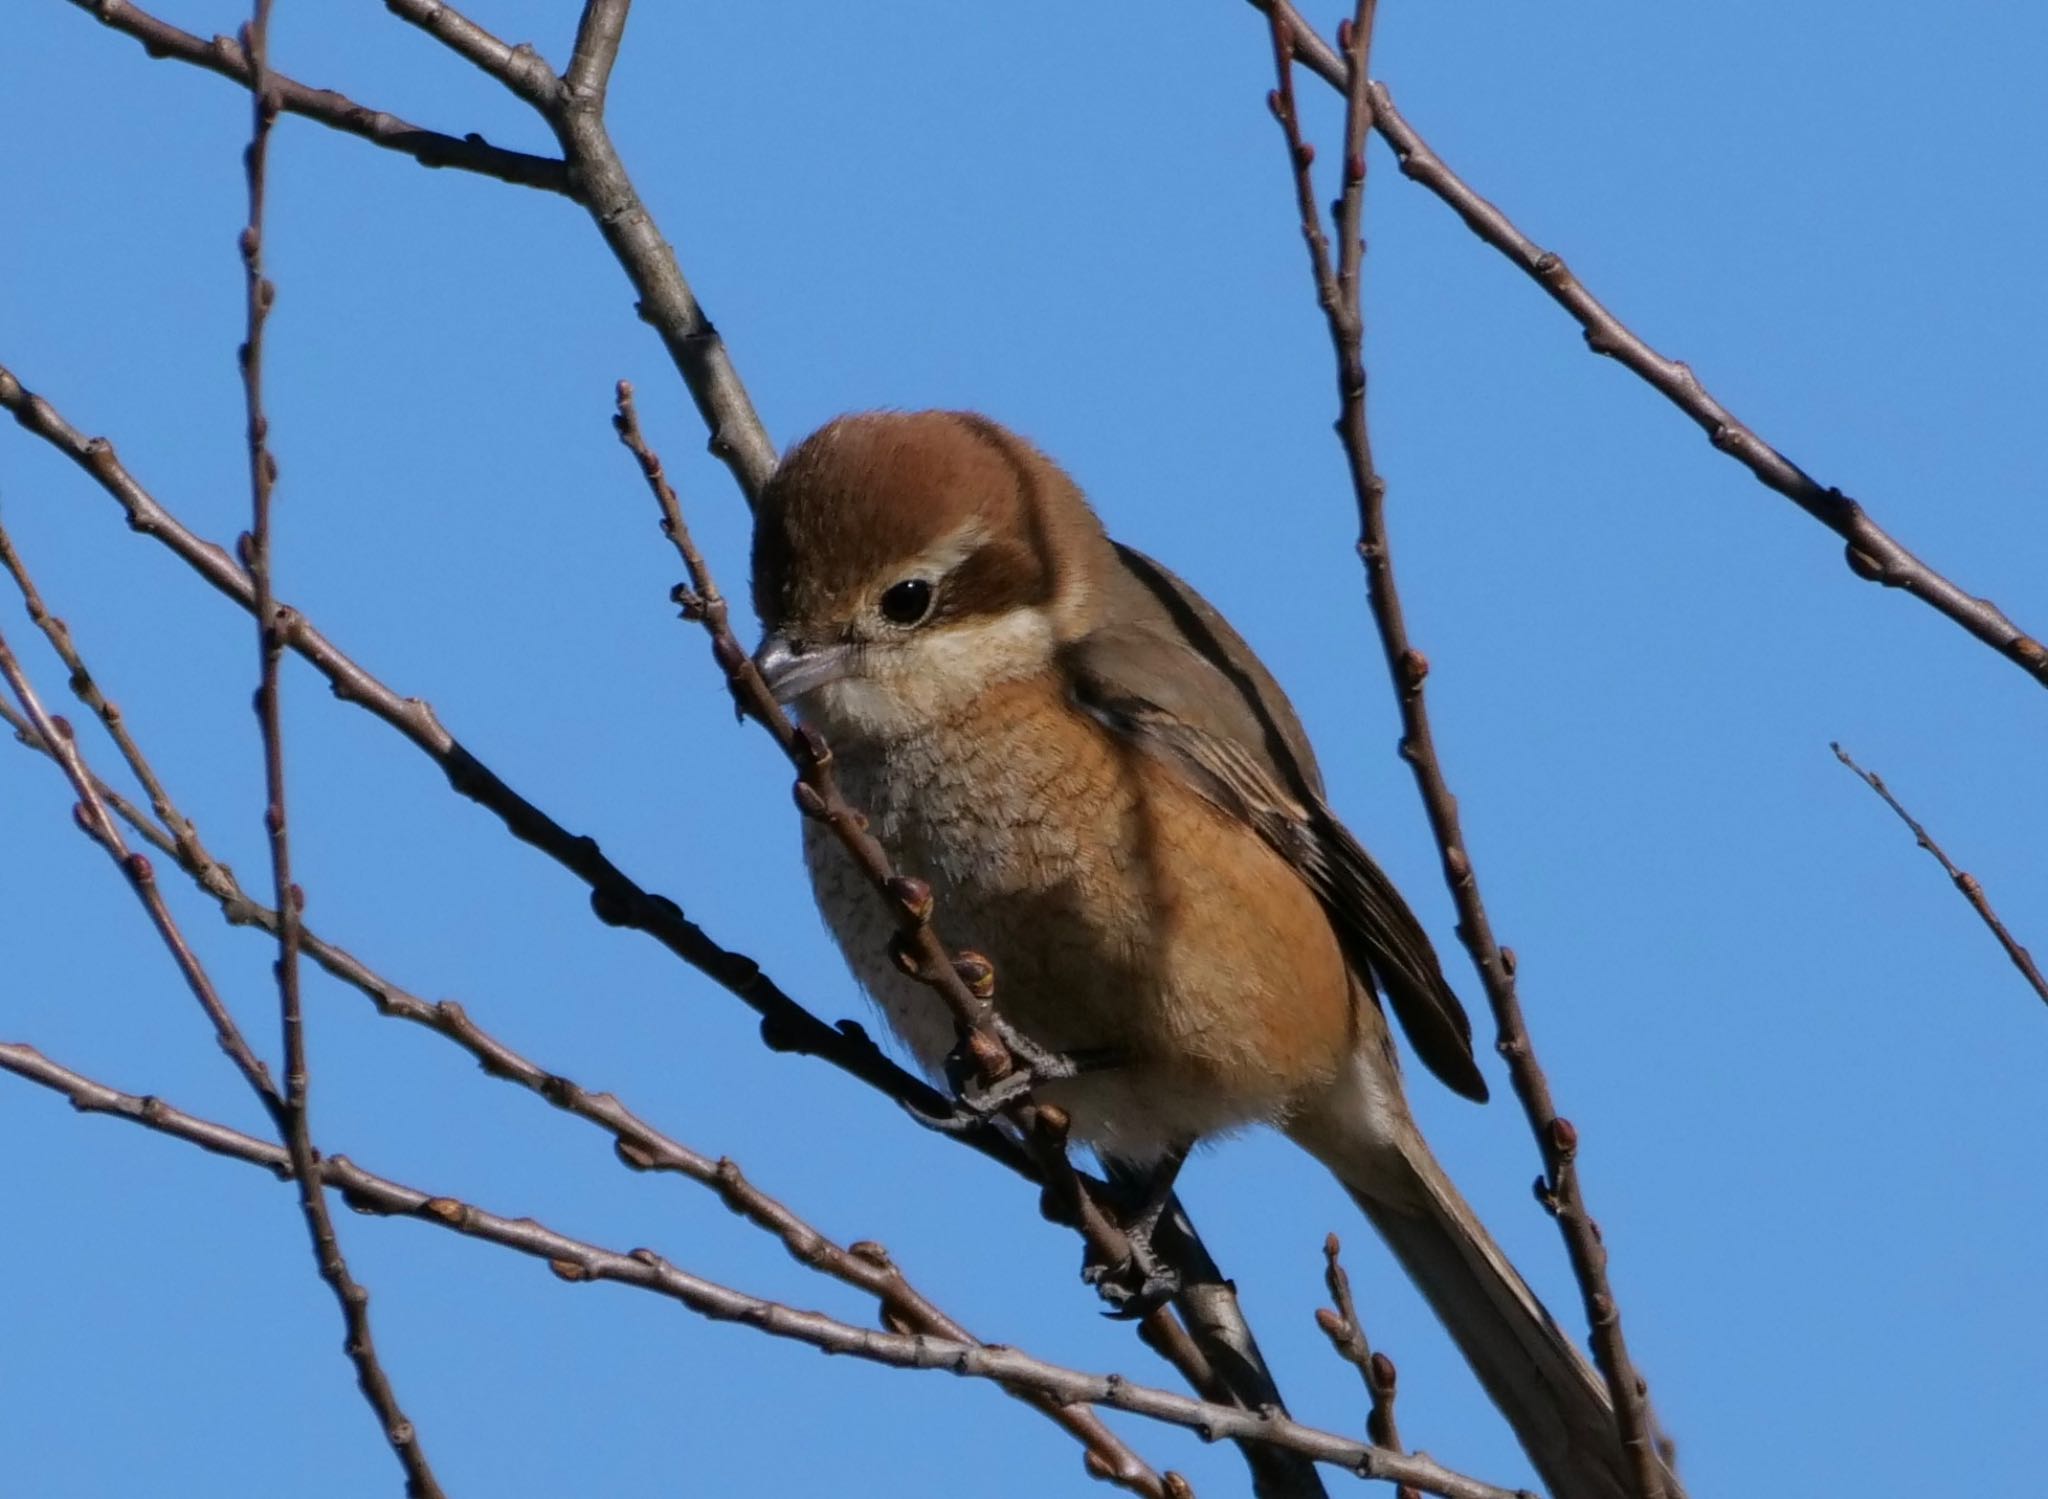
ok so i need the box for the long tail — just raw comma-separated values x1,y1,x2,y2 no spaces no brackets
1290,1089,1675,1499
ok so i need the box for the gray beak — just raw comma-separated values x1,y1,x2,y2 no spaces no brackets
752,631,858,704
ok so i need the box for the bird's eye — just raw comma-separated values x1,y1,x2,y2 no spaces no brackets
879,578,934,626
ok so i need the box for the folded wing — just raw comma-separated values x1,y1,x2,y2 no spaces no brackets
1065,601,1488,1103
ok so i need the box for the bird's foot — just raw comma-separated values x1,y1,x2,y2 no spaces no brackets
895,1090,999,1136
1083,1231,1182,1321
945,1021,1116,1120
896,1027,1113,1136
1082,1144,1193,1319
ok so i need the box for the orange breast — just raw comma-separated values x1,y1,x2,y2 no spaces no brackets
812,674,1359,1161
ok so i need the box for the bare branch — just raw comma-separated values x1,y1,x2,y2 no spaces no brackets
83,2,772,497
1365,84,2048,687
1262,11,1666,1497
233,15,445,1490
1247,0,2048,692
1332,3,1374,319
0,358,1020,1172
613,384,1321,1496
239,0,299,1112
67,0,570,193
613,383,1011,1087
1315,1235,1405,1460
0,622,280,1107
0,522,208,869
0,1042,1527,1499
564,0,632,101
383,0,777,501
3,359,1260,1482
1248,0,1348,82
1832,744,2048,1009
239,0,297,1055
0,698,1165,1496
379,0,560,105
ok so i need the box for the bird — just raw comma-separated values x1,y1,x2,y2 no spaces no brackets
750,409,1652,1499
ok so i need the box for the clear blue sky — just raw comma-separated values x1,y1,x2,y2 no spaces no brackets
3,3,2044,1495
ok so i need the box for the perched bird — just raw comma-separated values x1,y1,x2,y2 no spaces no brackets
752,410,1645,1499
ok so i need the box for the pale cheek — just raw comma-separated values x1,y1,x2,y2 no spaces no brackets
803,675,932,742
810,662,981,740
801,610,1057,744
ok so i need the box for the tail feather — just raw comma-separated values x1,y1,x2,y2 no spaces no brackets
1292,1104,1675,1499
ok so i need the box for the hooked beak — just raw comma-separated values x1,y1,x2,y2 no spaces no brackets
752,631,858,704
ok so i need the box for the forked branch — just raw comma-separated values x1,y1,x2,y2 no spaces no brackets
1249,0,2046,693
0,697,1165,1496
0,1040,1524,1499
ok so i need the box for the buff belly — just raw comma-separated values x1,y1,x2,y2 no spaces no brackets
800,678,1357,1166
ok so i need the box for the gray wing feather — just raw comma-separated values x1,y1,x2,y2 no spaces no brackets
1101,544,1327,799
1067,561,1488,1103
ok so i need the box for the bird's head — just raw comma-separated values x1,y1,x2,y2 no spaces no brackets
750,411,1112,742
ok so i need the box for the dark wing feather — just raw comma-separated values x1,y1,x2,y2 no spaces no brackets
1065,615,1489,1103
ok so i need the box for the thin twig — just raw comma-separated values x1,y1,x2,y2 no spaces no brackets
239,0,297,1097
1314,1235,1405,1464
0,624,280,1106
378,0,560,104
0,732,1166,1492
0,357,1277,1473
613,383,1010,1087
1831,744,2048,1009
234,14,444,1492
612,383,1311,1493
0,355,1263,1480
239,0,299,1122
0,712,1167,1496
77,0,771,499
67,0,569,193
0,359,1022,1175
385,0,778,502
36,7,1300,1477
0,521,209,868
1262,10,1666,1498
1247,0,2046,692
0,1042,1526,1499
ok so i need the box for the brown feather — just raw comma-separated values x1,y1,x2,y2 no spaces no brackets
1066,616,1489,1102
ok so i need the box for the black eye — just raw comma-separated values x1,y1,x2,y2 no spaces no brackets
879,578,934,626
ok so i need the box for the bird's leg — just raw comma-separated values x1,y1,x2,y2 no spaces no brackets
1086,1145,1191,1320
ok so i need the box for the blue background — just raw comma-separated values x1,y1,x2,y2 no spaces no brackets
3,3,2043,1495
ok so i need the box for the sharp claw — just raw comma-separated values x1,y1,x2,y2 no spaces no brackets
1083,1253,1181,1320
955,1066,1036,1118
1081,1212,1182,1320
1102,1277,1180,1321
894,1092,991,1135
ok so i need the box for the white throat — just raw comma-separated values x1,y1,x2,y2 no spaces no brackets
801,606,1058,747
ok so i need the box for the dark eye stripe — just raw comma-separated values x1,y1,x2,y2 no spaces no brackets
937,538,1051,620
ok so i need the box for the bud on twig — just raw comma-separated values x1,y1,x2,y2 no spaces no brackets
886,874,933,924
952,950,996,998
